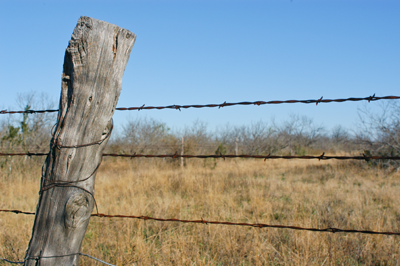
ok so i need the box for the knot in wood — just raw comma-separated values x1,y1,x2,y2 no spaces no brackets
65,192,92,229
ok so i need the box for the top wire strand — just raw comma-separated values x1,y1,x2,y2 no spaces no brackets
1,94,398,114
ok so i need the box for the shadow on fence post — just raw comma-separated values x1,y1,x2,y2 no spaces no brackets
24,16,135,266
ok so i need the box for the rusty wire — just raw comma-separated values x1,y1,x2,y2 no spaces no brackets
1,94,399,114
1,151,400,161
0,109,59,114
0,209,35,215
101,152,400,162
1,209,399,236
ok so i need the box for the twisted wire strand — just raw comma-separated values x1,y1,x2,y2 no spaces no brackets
1,94,399,114
2,151,399,161
1,209,399,236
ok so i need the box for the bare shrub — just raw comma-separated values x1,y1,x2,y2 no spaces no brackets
216,121,276,155
273,114,325,155
357,101,400,169
119,117,178,154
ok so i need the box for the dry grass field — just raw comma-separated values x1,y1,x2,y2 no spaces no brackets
1,156,400,265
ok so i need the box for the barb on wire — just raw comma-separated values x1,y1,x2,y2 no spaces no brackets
0,209,35,215
368,93,376,103
1,151,400,161
1,209,398,236
1,94,399,114
316,96,323,105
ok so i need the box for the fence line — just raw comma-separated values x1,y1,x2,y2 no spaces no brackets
1,94,399,114
1,151,399,161
1,94,399,262
0,209,399,236
102,153,400,161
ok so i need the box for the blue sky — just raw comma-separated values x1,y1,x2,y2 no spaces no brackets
0,0,399,135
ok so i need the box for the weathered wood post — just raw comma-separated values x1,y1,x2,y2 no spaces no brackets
24,16,135,266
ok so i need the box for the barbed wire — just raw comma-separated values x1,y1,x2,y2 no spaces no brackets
1,252,115,265
0,109,59,115
1,151,400,161
102,153,400,162
1,94,399,114
1,209,399,236
0,209,35,215
93,214,400,236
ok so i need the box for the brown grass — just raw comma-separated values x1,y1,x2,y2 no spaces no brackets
1,157,400,265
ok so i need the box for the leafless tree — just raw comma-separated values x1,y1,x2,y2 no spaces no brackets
273,114,325,155
121,117,177,154
357,101,400,168
331,125,349,144
216,120,278,155
182,119,214,154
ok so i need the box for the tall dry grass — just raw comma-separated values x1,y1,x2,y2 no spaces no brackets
1,156,400,265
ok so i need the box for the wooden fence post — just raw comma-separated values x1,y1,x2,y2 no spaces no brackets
24,16,135,266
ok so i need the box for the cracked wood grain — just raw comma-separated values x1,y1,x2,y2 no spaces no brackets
24,16,135,266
